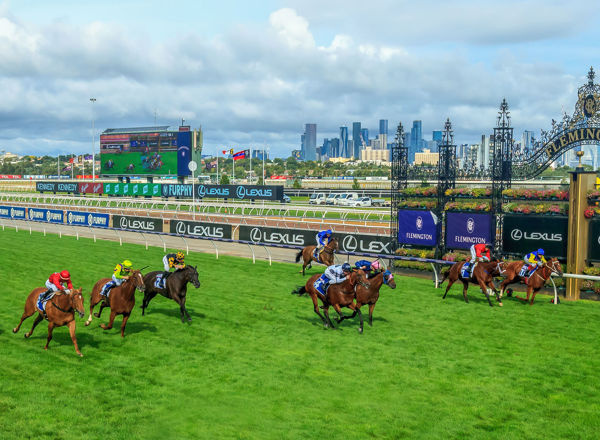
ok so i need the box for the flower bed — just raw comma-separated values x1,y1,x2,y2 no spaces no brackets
503,188,568,201
503,202,567,215
445,187,491,198
444,201,491,212
397,200,437,210
397,187,437,197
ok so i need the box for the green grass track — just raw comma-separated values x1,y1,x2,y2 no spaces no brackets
1,228,599,439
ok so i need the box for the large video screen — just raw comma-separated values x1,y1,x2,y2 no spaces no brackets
100,131,191,176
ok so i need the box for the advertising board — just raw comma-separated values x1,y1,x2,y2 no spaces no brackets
502,215,568,258
445,212,493,250
112,215,163,232
397,210,438,246
170,219,232,239
28,208,64,223
66,211,110,228
239,226,314,246
78,182,104,194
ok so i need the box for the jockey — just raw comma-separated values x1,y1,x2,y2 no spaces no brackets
354,260,382,276
313,262,353,301
315,229,333,255
521,249,547,277
102,260,133,297
465,243,492,276
40,270,73,302
163,251,186,273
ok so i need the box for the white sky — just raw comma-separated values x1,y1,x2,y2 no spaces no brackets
0,0,598,157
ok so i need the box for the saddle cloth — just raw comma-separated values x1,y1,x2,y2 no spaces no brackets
100,281,114,298
312,248,322,262
36,293,49,313
313,275,330,296
155,274,166,289
460,263,471,279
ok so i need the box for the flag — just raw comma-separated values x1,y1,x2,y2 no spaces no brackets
205,160,217,170
68,157,74,163
62,165,72,172
77,155,83,163
84,154,93,160
229,148,234,155
233,149,250,161
222,150,227,155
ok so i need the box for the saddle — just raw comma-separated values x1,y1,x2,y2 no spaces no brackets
36,292,50,315
460,263,471,279
313,275,330,297
100,281,115,299
155,273,168,290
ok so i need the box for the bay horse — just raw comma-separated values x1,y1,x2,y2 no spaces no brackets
337,270,397,332
86,270,145,337
440,260,506,307
12,287,85,357
291,269,370,331
295,237,339,275
141,265,201,322
499,258,563,305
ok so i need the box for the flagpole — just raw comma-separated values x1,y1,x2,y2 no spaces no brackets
71,154,74,179
232,151,235,183
249,147,252,183
57,155,60,177
216,148,219,184
262,147,265,184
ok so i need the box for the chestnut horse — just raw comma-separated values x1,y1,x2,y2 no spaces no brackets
337,270,397,332
12,287,85,357
141,265,201,322
295,237,339,275
291,269,370,331
440,260,506,307
499,258,563,305
86,270,145,337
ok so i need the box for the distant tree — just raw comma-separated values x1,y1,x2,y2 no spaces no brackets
352,178,360,190
292,178,302,189
220,174,230,185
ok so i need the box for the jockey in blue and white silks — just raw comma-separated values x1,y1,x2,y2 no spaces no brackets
313,263,352,300
315,229,333,256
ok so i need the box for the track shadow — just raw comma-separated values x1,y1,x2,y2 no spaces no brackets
140,306,206,320
117,321,158,335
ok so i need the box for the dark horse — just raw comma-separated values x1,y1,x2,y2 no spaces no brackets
499,258,563,305
86,270,145,337
13,287,85,357
295,237,339,275
440,260,506,307
141,266,200,322
338,270,397,332
291,269,370,331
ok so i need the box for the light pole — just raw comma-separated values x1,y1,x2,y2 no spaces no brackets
90,98,96,181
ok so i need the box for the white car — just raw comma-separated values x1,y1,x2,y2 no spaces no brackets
338,192,360,206
326,194,341,205
348,197,372,207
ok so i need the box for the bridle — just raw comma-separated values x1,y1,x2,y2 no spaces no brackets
50,291,77,314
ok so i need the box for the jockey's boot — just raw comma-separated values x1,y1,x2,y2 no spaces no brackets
40,289,53,302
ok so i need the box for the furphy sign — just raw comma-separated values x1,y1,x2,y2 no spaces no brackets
338,233,393,254
502,215,568,258
397,210,438,246
28,208,63,223
10,207,26,219
162,184,194,198
0,206,11,218
113,215,163,232
66,211,109,228
196,185,284,201
445,212,493,250
239,226,313,246
170,220,232,239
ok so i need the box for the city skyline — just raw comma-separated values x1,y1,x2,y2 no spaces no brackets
0,1,599,158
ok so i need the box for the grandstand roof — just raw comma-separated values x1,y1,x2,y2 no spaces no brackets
101,126,177,135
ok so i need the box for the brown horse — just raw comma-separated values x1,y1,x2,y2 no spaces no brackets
499,258,563,305
12,287,85,357
440,260,506,307
291,269,370,331
337,270,397,332
295,237,339,275
86,270,145,337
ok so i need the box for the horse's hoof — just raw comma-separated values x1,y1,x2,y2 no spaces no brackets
94,313,100,318
498,302,503,307
24,333,30,339
12,328,17,333
100,324,107,330
78,353,84,357
84,321,90,326
358,328,363,334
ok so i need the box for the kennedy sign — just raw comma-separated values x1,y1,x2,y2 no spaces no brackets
66,211,109,228
502,214,568,258
239,226,313,246
445,212,493,250
36,181,78,193
397,210,438,246
170,219,232,239
113,215,163,232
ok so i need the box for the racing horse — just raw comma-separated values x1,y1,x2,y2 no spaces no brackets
440,260,506,307
295,237,339,276
499,258,563,305
13,287,85,357
86,270,145,337
141,265,201,322
337,269,397,332
291,269,370,331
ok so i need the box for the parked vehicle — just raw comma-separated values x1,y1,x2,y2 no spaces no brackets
348,197,372,207
326,193,342,205
309,193,327,205
372,198,386,207
338,192,360,206
281,194,291,203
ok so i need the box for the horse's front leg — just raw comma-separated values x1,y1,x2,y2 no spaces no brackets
477,280,493,307
100,311,116,330
311,294,331,328
67,320,83,357
94,301,108,319
348,304,364,334
141,291,158,316
44,322,55,350
368,303,376,327
120,313,130,337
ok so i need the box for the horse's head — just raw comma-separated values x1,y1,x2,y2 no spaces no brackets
547,258,563,277
494,260,508,276
328,237,339,251
70,287,85,318
130,270,146,292
382,270,396,289
351,269,370,289
186,265,201,289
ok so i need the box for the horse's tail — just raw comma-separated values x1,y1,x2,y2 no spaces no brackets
295,249,303,263
291,286,306,296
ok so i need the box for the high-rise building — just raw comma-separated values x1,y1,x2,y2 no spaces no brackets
407,120,423,163
522,130,535,152
432,130,442,142
321,138,331,159
340,126,349,158
379,119,388,151
330,138,340,158
303,123,317,161
352,122,362,159
300,134,305,161
361,128,369,150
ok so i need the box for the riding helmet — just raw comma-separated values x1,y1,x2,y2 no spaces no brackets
341,263,351,272
123,260,133,268
537,249,545,256
60,270,70,279
176,251,185,260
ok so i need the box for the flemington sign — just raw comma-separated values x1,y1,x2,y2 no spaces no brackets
544,128,600,159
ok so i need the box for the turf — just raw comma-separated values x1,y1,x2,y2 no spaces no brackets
1,228,599,439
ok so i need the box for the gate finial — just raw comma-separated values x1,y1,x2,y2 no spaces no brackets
588,67,595,85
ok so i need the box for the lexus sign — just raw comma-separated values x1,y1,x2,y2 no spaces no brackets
170,220,232,239
502,214,568,258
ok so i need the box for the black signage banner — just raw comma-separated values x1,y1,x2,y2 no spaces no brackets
36,181,79,193
588,220,600,261
239,226,314,246
113,215,163,233
170,219,232,239
338,233,393,254
502,215,568,258
196,184,283,201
